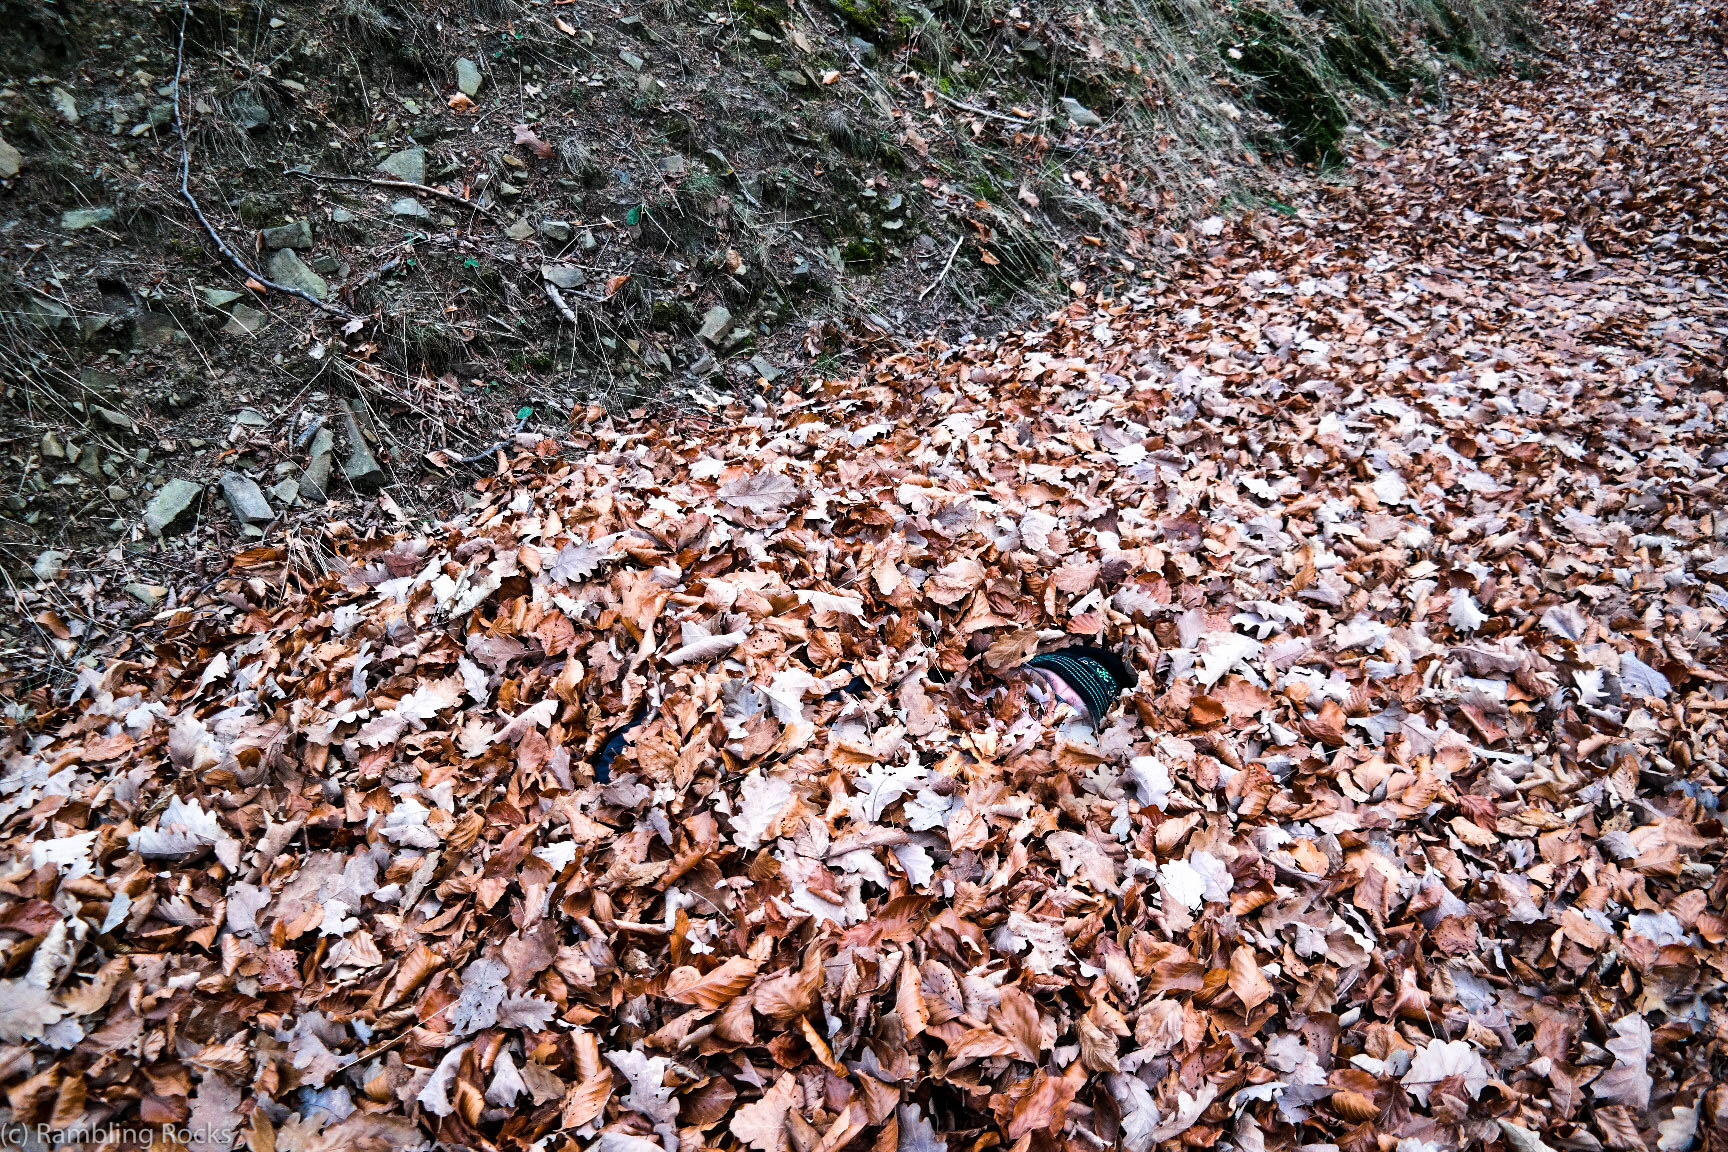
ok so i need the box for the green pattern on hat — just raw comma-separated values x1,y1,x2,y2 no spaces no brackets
1027,649,1126,724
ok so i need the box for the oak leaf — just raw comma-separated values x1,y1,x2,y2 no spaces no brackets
730,1073,798,1152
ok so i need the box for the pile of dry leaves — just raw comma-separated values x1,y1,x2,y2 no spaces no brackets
2,0,1725,1149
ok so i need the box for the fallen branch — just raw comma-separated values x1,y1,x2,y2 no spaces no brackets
919,236,965,301
286,170,500,221
171,2,356,321
292,414,325,450
544,281,580,324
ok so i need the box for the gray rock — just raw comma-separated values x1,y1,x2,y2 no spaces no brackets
144,478,202,535
125,582,167,606
61,207,115,231
269,478,300,507
750,355,782,382
455,57,484,98
698,304,733,346
222,304,269,336
1061,96,1103,128
331,206,358,223
94,407,136,434
230,87,270,130
505,217,535,241
541,264,586,289
537,219,573,243
267,249,328,300
262,219,313,249
389,197,430,218
377,146,427,185
338,400,385,489
219,470,273,524
847,36,879,63
310,253,342,276
80,369,119,400
21,294,70,330
301,427,335,502
202,287,244,308
0,138,21,179
135,312,178,345
723,326,753,353
32,549,66,582
49,88,78,124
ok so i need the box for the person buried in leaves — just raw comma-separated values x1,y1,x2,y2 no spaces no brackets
946,643,1140,768
1024,646,1138,731
596,644,1138,782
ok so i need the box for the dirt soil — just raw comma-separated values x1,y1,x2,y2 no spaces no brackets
0,0,1528,686
0,0,1724,1148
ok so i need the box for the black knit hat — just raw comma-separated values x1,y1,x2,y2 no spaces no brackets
1027,645,1137,724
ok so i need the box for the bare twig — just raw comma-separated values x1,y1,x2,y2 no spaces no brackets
934,91,1038,127
171,2,356,321
919,236,965,300
286,170,501,221
326,998,457,1079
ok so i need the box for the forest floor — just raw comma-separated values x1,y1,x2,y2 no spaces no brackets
1,0,1726,1150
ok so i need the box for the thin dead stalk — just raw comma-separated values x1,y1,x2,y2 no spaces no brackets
286,170,501,221
920,236,965,301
